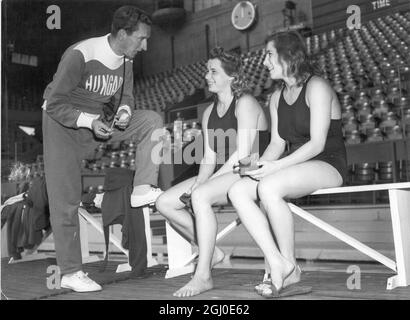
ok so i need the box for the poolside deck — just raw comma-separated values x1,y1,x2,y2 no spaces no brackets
2,257,409,300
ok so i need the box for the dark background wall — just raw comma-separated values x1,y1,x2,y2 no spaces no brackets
2,0,313,83
2,0,155,89
143,0,313,76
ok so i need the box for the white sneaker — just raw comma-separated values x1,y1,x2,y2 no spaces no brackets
60,270,102,292
131,187,163,207
94,193,104,208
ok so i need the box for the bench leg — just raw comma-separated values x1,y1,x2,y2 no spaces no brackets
176,218,241,271
78,208,128,272
78,208,127,256
165,221,195,278
387,189,410,290
79,207,158,272
143,206,158,268
164,218,242,278
116,206,159,272
288,203,397,271
79,214,100,264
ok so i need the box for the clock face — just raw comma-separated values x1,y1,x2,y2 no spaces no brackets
231,1,256,31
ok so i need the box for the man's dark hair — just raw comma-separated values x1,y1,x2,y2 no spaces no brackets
111,6,152,36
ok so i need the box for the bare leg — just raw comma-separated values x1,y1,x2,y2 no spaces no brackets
155,176,198,243
257,160,343,289
228,178,294,292
173,172,241,297
155,176,225,268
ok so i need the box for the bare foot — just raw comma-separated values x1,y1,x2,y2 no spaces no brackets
173,276,213,297
193,247,225,269
255,274,271,295
211,247,225,268
268,256,295,292
283,265,301,287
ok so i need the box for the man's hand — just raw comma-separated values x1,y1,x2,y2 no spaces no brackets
91,119,113,140
114,110,131,130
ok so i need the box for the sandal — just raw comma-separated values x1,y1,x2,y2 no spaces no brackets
260,264,311,298
261,283,312,298
258,264,293,298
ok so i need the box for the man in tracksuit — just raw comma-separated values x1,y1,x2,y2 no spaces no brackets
42,6,163,292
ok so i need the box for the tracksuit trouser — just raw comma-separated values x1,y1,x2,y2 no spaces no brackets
42,109,163,275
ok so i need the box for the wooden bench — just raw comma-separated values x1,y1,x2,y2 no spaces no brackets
1,196,158,272
1,194,100,265
165,139,410,289
165,182,410,289
78,205,158,273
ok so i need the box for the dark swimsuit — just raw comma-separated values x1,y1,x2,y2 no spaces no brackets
277,75,348,184
207,96,269,172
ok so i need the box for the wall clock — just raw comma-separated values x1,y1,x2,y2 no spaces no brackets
231,1,257,31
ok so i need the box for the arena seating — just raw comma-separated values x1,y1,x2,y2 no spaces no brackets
81,11,409,182
132,12,410,142
12,11,410,202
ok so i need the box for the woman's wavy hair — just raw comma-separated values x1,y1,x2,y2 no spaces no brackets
265,31,321,86
209,47,250,98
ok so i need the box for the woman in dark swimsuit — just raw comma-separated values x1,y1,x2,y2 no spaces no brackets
228,31,347,297
155,47,268,297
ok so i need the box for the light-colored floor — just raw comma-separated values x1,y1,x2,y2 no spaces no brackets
82,251,393,275
18,246,395,277
4,253,408,300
